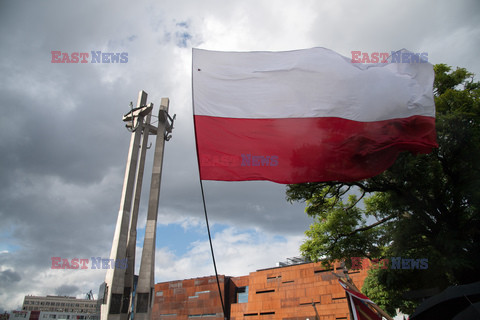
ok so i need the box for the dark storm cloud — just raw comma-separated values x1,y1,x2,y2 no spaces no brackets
55,285,80,297
0,269,21,285
0,5,147,308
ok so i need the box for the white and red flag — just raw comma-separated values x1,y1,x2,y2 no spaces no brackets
192,47,437,184
339,280,382,320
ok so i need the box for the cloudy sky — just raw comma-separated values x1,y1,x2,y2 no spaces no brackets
0,0,479,312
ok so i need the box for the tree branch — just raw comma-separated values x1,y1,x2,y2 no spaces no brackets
338,213,397,238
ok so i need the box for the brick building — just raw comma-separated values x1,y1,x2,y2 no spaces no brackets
153,259,369,320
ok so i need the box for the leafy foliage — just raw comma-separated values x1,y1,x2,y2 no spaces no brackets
286,64,480,314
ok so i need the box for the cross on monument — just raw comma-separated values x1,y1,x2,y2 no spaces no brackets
100,90,174,320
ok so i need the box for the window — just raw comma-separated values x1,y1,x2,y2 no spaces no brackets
314,268,334,274
169,282,182,289
256,289,275,294
266,275,281,283
236,286,248,303
187,314,216,318
194,290,210,295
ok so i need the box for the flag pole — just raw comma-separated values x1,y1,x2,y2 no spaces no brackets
345,289,355,320
336,276,394,320
312,302,320,320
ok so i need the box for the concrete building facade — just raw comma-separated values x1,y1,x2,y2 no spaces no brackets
22,296,97,314
11,311,98,320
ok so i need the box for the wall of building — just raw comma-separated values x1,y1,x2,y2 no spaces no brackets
152,275,227,320
228,261,368,320
10,311,98,320
152,260,370,320
22,296,97,314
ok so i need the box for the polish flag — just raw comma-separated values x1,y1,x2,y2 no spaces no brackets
192,47,437,184
339,280,382,320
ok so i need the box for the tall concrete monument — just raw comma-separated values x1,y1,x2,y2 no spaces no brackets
101,91,174,320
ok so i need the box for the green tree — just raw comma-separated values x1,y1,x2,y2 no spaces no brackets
286,64,480,314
